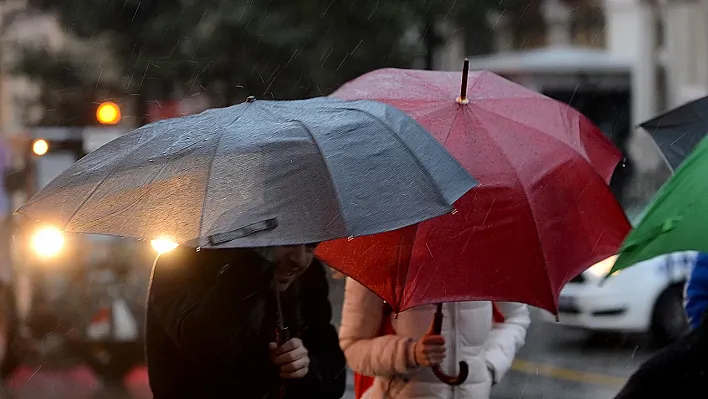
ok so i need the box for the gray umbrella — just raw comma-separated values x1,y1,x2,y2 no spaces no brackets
640,95,708,172
17,97,476,248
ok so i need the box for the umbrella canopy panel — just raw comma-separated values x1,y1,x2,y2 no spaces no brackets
320,68,630,313
640,95,708,171
18,97,476,248
612,133,708,273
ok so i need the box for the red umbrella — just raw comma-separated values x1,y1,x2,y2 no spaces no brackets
317,62,631,315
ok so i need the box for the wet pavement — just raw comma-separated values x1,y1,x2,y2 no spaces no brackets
0,275,658,398
490,309,654,399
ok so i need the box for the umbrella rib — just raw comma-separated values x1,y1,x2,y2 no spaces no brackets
641,127,676,174
288,118,350,234
63,173,164,234
440,106,461,147
196,110,246,246
61,129,165,230
396,110,463,309
472,105,608,178
253,101,350,234
338,106,453,210
464,109,558,309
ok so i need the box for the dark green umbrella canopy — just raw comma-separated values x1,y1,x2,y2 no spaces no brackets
611,133,708,273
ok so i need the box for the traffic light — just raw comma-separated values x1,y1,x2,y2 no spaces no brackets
96,101,121,125
3,136,85,196
28,138,84,159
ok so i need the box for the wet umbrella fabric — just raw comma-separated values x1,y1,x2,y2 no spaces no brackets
611,134,708,274
318,68,630,314
640,95,708,171
17,97,477,248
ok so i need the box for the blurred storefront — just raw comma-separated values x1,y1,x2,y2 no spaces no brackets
466,47,638,208
146,95,209,123
453,0,708,216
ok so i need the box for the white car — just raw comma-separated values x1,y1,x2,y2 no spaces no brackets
542,251,696,344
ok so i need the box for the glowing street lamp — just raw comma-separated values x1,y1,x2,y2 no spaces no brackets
32,139,49,156
151,237,179,254
31,225,65,258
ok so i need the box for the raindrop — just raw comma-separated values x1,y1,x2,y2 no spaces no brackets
451,208,458,214
347,235,354,241
630,345,640,363
148,159,154,162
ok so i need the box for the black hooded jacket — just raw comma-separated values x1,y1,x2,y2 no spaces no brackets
613,310,708,399
145,247,346,398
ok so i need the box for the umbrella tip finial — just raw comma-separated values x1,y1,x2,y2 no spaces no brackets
246,95,256,103
456,58,470,105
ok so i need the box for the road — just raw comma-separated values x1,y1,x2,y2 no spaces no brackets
0,276,656,398
490,310,653,399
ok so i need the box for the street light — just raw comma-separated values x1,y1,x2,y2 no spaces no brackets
96,101,121,125
32,139,49,156
151,237,179,254
30,225,65,258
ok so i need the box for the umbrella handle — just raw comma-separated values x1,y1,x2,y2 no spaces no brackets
431,303,469,386
273,284,289,399
432,362,469,386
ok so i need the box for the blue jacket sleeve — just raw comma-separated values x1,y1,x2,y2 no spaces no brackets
685,253,708,330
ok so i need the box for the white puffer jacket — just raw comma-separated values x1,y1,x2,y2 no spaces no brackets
340,279,531,399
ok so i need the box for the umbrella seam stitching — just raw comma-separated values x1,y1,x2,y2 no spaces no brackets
337,105,453,208
465,108,558,310
471,105,608,182
59,129,161,231
253,100,351,234
640,126,677,173
400,109,464,309
287,118,350,234
197,110,245,246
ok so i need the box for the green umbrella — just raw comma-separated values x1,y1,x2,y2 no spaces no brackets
610,135,708,274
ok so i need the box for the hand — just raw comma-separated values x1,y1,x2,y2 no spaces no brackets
413,334,446,367
269,338,310,379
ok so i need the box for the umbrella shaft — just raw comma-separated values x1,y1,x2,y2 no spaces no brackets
433,303,443,334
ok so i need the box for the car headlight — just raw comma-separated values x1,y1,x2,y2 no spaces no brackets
151,237,179,254
586,255,619,278
31,226,65,258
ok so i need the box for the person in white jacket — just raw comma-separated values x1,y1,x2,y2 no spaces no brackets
340,278,531,399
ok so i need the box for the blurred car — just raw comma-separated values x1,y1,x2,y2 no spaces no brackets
542,251,696,344
0,221,170,384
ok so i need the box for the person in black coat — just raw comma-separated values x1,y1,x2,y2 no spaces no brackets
145,245,346,398
613,309,708,399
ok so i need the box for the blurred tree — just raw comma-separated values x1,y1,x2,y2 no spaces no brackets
409,0,519,58
19,49,106,127
19,0,516,125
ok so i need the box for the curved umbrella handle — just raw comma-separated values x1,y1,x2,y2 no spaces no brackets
431,303,469,386
432,362,469,386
